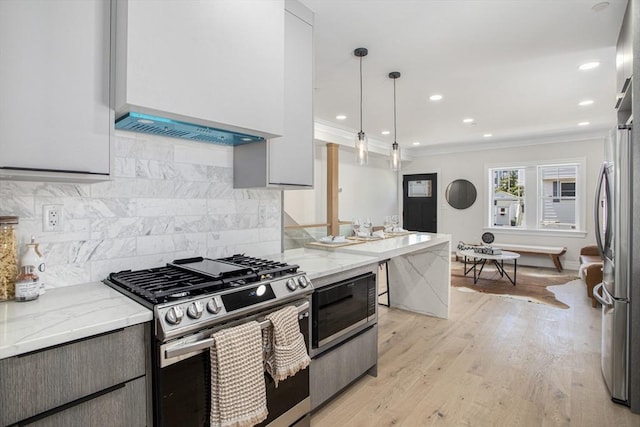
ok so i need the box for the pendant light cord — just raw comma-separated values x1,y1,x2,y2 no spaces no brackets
393,77,397,143
359,56,363,133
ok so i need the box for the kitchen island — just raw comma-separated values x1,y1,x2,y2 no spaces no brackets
295,232,452,319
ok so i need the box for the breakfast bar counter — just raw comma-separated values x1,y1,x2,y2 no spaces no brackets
294,232,452,319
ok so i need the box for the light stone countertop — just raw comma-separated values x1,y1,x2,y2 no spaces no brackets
268,248,380,280
310,232,452,258
0,282,152,360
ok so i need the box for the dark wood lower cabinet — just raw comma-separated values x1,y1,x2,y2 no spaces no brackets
28,377,146,427
0,323,150,426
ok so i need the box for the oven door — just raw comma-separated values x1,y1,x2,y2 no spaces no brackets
312,272,376,350
154,301,310,427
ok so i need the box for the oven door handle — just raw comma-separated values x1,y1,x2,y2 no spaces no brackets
166,337,215,359
164,301,309,360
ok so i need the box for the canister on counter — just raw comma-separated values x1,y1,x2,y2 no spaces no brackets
22,236,46,295
15,265,40,302
0,216,19,301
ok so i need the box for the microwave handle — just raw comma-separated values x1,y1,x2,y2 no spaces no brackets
314,272,375,294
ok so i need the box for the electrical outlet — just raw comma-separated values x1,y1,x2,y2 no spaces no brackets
43,205,63,232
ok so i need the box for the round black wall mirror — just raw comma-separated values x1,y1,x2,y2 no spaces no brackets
445,179,477,209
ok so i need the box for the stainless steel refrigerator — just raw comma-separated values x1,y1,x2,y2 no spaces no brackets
594,124,633,406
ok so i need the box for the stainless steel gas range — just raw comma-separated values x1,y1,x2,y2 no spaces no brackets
104,254,314,427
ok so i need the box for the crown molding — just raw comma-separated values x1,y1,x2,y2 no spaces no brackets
313,119,413,161
406,126,611,156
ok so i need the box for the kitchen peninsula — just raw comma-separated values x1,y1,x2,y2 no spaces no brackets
338,233,451,318
286,232,452,319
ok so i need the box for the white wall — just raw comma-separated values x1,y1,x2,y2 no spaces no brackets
284,145,327,225
284,143,397,228
402,135,605,270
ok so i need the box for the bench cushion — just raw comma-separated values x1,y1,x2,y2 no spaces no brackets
495,243,566,255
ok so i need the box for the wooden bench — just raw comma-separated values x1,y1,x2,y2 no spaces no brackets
494,243,567,272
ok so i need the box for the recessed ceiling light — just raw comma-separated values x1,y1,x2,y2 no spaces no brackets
592,2,610,12
578,121,590,126
336,114,347,120
483,133,492,138
381,130,391,135
429,94,443,101
579,62,600,70
579,100,594,106
412,142,421,146
463,118,475,124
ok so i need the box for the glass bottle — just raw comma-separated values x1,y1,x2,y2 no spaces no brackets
0,216,19,301
15,265,40,302
22,236,46,295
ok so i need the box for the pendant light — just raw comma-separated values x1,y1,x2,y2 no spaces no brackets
354,48,369,166
389,71,401,171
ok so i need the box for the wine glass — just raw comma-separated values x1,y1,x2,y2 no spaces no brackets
391,215,400,231
351,218,361,237
383,216,392,232
362,217,372,236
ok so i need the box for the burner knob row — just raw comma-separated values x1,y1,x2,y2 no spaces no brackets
165,297,222,326
286,276,310,292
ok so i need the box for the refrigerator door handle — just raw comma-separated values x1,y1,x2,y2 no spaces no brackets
593,162,612,259
593,282,613,307
594,163,605,257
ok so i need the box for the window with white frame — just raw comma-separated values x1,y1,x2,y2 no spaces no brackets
539,164,578,230
487,160,584,232
491,168,525,227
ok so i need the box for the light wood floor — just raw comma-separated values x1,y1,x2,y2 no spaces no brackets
310,270,640,426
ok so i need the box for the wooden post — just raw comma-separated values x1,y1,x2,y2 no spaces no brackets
327,143,340,236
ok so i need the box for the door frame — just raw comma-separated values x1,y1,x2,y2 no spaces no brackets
397,167,442,231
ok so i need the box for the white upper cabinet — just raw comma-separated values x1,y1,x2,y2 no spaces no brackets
616,0,633,95
0,0,112,182
234,0,314,188
270,2,314,187
114,0,284,139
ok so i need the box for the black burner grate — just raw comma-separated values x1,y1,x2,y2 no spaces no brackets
108,266,226,304
218,254,299,279
106,254,299,305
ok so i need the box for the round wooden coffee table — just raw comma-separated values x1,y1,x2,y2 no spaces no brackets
458,249,520,286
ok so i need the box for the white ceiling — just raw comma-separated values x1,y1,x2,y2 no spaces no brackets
299,0,627,156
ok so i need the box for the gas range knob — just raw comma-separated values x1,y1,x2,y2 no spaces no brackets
187,301,204,319
286,278,297,291
297,276,309,288
165,306,184,325
207,298,222,314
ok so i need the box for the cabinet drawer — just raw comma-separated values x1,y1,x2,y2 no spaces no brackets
27,377,146,427
0,324,147,426
310,324,377,410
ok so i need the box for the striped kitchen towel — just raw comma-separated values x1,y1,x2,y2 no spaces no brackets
263,305,310,386
210,321,268,427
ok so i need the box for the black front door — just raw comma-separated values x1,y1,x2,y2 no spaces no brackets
403,173,437,232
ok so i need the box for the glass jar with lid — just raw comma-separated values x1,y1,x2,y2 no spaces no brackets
0,216,19,301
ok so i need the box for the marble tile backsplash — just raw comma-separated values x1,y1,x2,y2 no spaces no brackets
0,131,281,288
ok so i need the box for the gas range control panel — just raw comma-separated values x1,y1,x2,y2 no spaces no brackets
155,273,313,339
